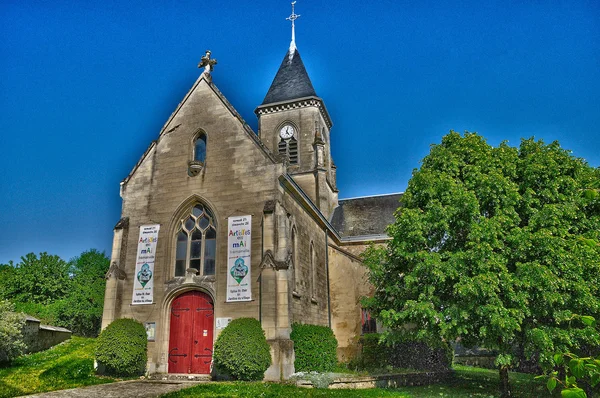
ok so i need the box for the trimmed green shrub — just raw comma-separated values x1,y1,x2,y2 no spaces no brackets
213,318,271,381
350,333,387,370
291,323,338,372
95,318,147,376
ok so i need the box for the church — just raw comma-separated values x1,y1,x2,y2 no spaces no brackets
101,5,401,380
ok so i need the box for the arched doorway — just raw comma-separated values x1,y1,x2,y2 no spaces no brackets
168,291,214,374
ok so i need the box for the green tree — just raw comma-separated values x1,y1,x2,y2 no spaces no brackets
363,132,600,397
0,261,15,297
0,253,71,304
0,299,26,363
56,249,110,336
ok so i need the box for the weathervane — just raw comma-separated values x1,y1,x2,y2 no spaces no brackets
198,50,217,74
286,1,300,53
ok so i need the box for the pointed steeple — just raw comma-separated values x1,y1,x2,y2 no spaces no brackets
261,1,316,105
261,49,317,105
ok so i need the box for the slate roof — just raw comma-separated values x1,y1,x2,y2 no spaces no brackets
261,49,317,105
330,193,403,238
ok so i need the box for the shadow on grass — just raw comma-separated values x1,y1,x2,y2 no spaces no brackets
39,358,95,384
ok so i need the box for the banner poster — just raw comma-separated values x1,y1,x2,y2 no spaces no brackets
226,215,252,302
132,224,160,305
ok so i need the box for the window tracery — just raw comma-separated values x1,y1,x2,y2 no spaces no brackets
175,204,216,276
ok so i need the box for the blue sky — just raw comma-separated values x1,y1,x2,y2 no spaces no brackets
0,0,598,264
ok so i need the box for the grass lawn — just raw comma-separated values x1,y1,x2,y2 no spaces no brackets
161,365,549,397
0,336,117,398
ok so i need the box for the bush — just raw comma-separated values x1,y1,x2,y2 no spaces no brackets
95,318,147,376
212,318,271,381
350,332,453,372
0,300,26,363
291,323,338,372
349,333,387,370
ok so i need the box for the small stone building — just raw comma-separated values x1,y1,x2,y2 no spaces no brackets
101,33,401,380
22,315,71,354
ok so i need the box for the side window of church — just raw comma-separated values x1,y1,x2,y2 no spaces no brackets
310,242,316,298
175,204,216,276
195,134,207,163
361,308,377,334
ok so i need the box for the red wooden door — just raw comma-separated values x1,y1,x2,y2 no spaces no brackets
168,291,214,374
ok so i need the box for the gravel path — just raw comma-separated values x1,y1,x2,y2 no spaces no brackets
20,380,203,398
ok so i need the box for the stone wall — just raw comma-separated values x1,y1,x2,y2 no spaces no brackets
22,316,71,354
282,192,330,328
327,243,372,362
296,371,454,389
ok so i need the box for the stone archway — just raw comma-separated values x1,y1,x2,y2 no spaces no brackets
167,290,214,374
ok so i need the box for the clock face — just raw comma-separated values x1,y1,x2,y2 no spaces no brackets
279,125,295,139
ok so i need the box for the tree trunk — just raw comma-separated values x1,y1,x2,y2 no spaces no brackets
499,367,512,398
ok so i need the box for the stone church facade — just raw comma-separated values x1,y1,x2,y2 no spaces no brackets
101,41,400,380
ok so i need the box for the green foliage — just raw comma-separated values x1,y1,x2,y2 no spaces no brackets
363,132,600,396
0,300,25,363
544,315,600,397
56,250,110,336
350,332,452,372
0,249,110,337
291,323,338,372
12,301,62,326
212,318,271,381
95,318,147,377
0,253,71,305
351,333,388,370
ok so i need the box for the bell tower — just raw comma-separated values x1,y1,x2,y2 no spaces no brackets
255,2,338,218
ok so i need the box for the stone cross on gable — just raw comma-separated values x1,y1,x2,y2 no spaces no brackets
198,50,218,74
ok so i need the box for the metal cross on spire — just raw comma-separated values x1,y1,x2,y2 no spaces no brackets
286,1,300,53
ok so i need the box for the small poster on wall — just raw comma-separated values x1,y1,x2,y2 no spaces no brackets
216,317,232,329
132,224,160,305
144,322,156,341
226,215,252,302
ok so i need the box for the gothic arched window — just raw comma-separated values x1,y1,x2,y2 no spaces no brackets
175,204,216,276
194,133,207,163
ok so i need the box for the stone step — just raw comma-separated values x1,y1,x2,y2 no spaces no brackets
147,373,212,382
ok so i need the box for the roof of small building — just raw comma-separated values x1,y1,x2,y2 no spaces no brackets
330,193,403,238
261,49,317,105
25,314,41,323
40,324,72,333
